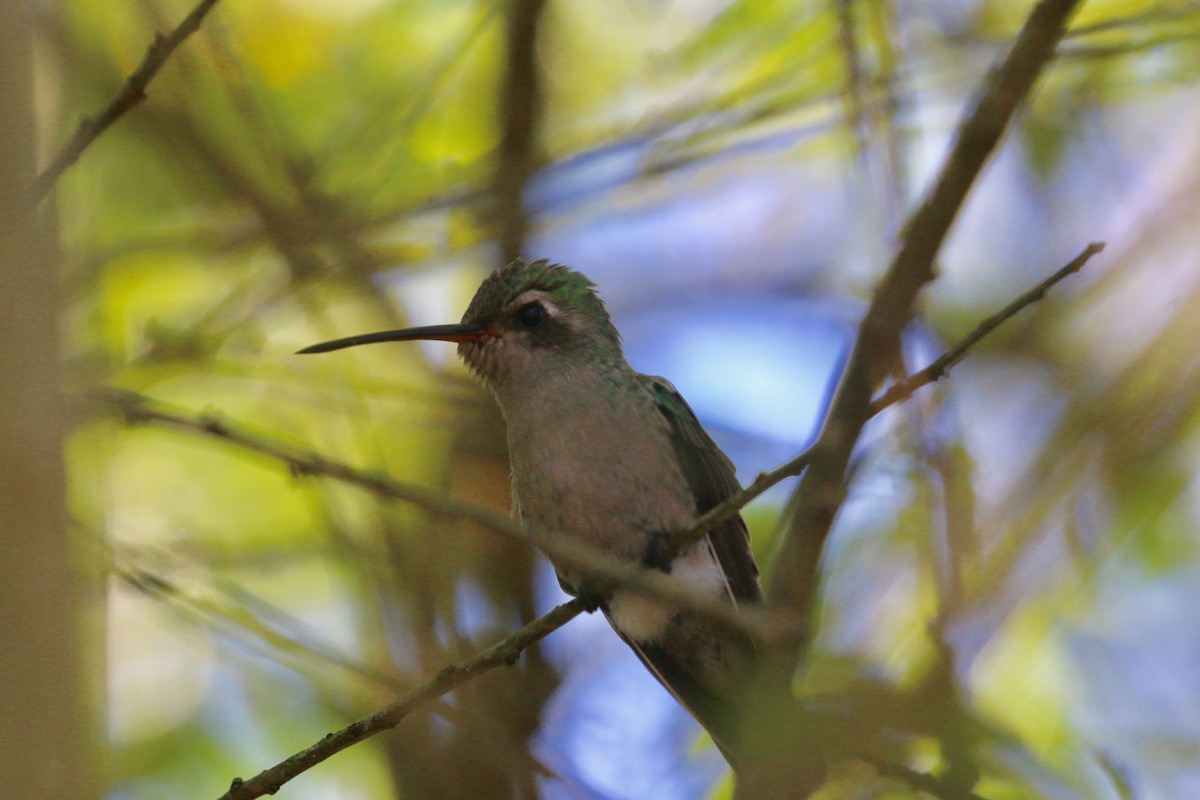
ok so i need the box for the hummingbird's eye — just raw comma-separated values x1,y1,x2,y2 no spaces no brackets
517,302,548,329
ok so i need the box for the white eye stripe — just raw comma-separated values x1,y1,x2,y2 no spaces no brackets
510,289,558,316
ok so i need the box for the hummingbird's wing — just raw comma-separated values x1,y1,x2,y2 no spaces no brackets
621,377,761,762
639,375,763,605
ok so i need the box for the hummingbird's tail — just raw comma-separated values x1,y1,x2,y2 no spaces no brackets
619,634,746,767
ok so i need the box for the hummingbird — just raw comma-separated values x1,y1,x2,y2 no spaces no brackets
300,258,763,762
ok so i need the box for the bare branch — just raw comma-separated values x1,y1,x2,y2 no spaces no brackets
110,561,407,693
662,243,1102,565
94,217,1098,653
94,230,1098,648
95,234,1097,798
215,599,584,800
32,0,224,199
95,388,787,641
870,241,1106,413
767,0,1087,644
494,0,548,263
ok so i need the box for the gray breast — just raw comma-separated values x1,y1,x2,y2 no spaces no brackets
501,372,696,565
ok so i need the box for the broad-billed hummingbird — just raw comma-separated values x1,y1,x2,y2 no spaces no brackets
300,258,763,761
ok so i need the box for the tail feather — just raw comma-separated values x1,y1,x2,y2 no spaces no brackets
618,635,743,766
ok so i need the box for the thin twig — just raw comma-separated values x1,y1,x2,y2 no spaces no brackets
95,241,1096,800
663,243,1103,563
96,388,786,641
739,5,1089,793
768,0,1087,645
870,241,1106,413
215,599,583,800
96,239,1099,645
112,563,407,693
32,0,223,199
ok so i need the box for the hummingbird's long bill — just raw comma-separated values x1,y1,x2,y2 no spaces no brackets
297,323,493,354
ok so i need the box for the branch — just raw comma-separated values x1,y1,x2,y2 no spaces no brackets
110,561,407,693
96,231,1098,647
767,0,1087,641
32,0,223,199
96,388,784,641
869,241,1105,413
96,221,1098,652
493,0,547,263
215,599,583,800
662,242,1103,565
98,238,1096,798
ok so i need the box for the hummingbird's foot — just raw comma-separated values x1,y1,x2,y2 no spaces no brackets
641,531,675,574
574,581,610,614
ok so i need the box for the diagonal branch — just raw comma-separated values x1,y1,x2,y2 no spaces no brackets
96,234,1099,650
214,599,584,800
767,0,1088,648
659,242,1103,564
32,0,224,199
207,595,982,800
97,388,785,641
95,240,1095,800
870,241,1105,413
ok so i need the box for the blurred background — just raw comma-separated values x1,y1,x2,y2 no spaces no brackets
9,0,1200,797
